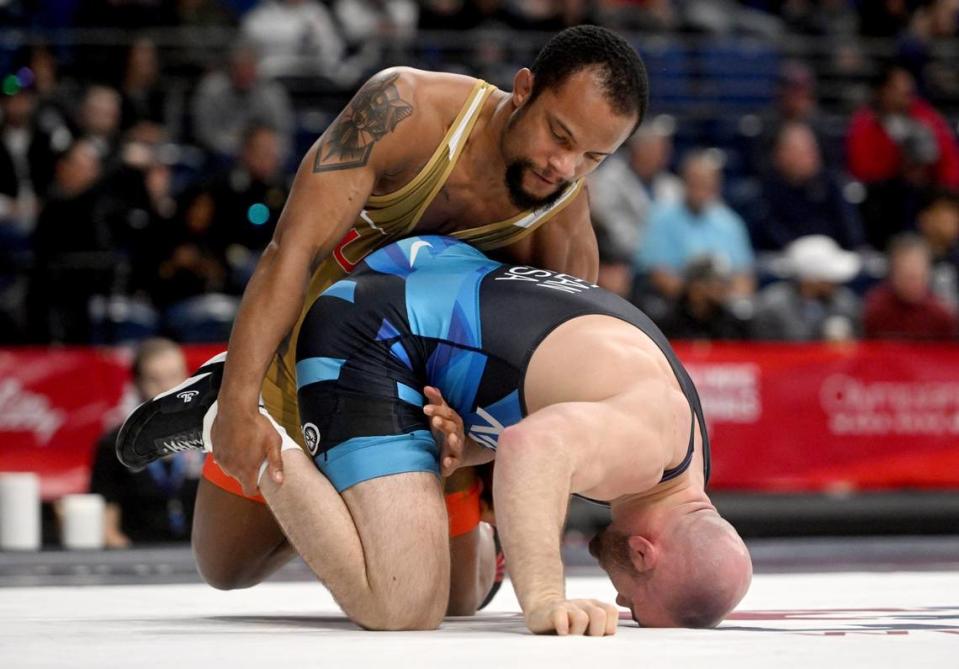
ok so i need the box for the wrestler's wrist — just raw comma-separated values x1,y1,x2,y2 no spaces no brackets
523,590,566,614
216,389,262,415
463,439,494,466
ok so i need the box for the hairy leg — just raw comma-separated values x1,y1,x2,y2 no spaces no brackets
260,449,450,630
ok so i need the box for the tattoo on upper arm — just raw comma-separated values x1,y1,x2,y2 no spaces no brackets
313,72,413,173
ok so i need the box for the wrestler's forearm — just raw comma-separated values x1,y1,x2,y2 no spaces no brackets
218,241,310,411
217,120,377,413
460,436,495,469
493,426,572,615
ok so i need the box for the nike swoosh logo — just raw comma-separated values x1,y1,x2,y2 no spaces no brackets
152,372,211,400
409,240,432,267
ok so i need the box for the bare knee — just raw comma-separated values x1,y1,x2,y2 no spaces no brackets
198,570,255,591
352,585,447,631
193,542,260,590
346,578,448,632
191,480,293,590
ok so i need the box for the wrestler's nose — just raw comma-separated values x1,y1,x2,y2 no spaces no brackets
547,151,577,181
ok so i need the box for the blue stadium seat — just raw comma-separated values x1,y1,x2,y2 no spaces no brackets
698,39,780,111
88,296,159,345
164,294,239,344
636,38,695,110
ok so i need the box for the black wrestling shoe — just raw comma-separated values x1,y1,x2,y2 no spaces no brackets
115,352,226,471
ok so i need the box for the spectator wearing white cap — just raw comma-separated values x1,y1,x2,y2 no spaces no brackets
750,235,862,341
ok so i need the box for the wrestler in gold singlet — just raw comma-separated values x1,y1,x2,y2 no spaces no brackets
259,80,585,448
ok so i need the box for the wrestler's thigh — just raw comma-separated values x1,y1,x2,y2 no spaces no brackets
342,470,451,600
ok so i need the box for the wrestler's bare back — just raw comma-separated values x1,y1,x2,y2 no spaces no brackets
523,314,706,501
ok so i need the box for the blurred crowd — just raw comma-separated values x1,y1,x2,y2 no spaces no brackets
0,0,958,347
594,99,959,343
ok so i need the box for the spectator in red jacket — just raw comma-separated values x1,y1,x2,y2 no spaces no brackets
847,64,959,188
863,233,958,340
846,64,959,249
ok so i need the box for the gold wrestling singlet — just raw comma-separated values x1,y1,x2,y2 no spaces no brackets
261,79,586,447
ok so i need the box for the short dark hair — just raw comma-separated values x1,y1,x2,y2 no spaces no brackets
529,26,649,129
919,188,959,214
887,232,929,260
870,58,911,91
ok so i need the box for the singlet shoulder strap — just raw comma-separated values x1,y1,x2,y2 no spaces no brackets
366,79,495,211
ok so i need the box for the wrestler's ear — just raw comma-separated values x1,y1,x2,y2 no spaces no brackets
627,535,657,573
512,68,534,108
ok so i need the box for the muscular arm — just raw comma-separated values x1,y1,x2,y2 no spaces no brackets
500,189,599,282
493,419,575,618
219,161,374,408
214,69,418,491
493,397,663,635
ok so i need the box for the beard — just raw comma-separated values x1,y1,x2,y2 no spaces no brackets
504,159,569,211
589,526,636,575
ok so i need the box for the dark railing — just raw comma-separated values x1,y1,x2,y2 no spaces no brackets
1,27,957,114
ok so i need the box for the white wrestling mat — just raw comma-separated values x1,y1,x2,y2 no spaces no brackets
1,571,956,669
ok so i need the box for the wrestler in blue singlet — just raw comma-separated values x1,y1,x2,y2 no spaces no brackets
295,235,710,495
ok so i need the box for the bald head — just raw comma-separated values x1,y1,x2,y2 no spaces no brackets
652,512,752,627
592,509,752,628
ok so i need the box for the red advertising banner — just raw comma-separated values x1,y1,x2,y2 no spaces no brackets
1,343,958,499
0,346,222,499
673,342,959,491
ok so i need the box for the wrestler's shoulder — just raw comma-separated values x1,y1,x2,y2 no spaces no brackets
366,67,487,128
347,68,491,174
387,67,485,100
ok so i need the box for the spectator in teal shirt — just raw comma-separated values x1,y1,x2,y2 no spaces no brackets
634,151,756,308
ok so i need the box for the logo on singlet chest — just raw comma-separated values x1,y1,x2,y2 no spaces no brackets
495,266,598,294
466,406,506,449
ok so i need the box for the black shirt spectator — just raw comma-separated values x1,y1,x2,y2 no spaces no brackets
916,189,959,312
119,37,174,132
88,338,202,546
658,256,749,341
27,140,113,342
752,122,864,251
89,426,201,544
206,124,289,290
